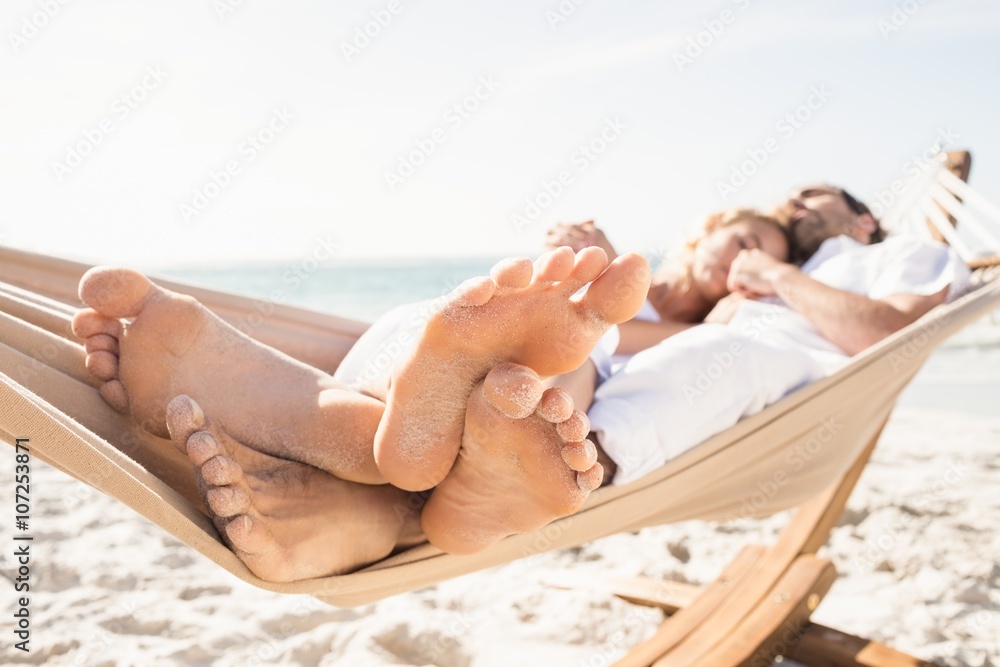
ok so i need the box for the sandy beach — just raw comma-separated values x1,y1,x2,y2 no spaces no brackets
3,347,998,666
5,1,1000,663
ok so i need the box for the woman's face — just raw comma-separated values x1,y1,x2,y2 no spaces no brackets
691,219,789,301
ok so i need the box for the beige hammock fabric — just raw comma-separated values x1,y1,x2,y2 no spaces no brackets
1,245,998,607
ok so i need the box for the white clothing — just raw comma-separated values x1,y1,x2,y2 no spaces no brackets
727,235,970,373
333,234,969,487
333,300,429,389
588,325,823,485
591,234,969,484
590,299,660,380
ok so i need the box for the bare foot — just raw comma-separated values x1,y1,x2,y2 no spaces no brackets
72,267,385,484
165,395,420,582
420,362,603,554
374,247,650,491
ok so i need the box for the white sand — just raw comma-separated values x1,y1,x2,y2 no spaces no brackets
3,405,998,666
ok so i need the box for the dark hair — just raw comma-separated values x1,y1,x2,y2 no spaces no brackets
838,187,884,244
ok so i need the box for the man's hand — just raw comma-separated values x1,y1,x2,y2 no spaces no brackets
742,254,949,356
727,249,797,297
544,220,618,261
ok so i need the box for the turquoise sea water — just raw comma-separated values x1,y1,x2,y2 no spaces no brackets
158,259,1000,418
162,257,503,324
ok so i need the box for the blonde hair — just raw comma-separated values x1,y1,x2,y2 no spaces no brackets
654,208,789,290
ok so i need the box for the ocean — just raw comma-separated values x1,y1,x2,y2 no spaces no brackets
163,257,502,325
159,259,1000,419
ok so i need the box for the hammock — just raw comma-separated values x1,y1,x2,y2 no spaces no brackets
1,151,998,621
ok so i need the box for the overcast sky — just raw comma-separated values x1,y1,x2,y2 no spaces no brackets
2,0,999,269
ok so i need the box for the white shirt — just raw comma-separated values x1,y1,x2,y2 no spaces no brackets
728,234,971,372
590,299,660,380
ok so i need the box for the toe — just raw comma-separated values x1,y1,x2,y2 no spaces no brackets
78,267,156,318
205,485,250,517
71,309,121,339
561,439,598,471
85,351,118,381
490,257,534,289
555,410,590,442
576,463,605,491
578,252,652,324
184,431,224,467
451,275,496,307
482,362,543,419
99,381,129,412
165,395,206,447
567,246,609,285
224,515,278,556
536,387,574,423
533,247,575,282
201,455,244,486
84,333,119,355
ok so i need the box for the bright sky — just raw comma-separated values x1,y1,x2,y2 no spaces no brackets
2,0,999,269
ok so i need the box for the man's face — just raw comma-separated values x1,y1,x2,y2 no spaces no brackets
782,185,872,262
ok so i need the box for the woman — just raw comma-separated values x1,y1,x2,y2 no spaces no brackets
541,209,791,411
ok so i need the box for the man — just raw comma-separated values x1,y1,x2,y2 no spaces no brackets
728,184,954,358
574,184,970,484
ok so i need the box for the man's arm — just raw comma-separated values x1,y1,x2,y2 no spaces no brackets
729,249,947,356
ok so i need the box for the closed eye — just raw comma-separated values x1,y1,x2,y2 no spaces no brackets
739,233,761,250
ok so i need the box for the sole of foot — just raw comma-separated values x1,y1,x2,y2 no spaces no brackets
72,267,385,484
420,362,604,554
374,246,650,492
165,395,415,583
